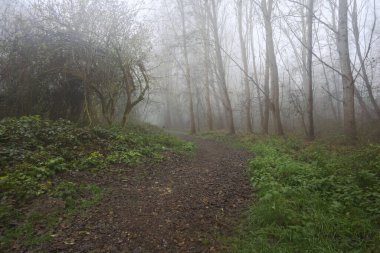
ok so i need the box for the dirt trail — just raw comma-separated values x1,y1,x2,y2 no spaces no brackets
41,136,252,253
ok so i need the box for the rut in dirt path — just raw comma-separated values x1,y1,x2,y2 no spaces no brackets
42,136,252,253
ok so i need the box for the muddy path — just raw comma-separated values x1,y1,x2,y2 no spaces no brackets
40,136,252,253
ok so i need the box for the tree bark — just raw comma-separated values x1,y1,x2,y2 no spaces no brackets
178,0,196,134
305,0,315,139
237,0,253,133
337,0,357,140
261,0,284,135
208,0,235,134
203,2,214,131
249,3,264,131
263,47,270,134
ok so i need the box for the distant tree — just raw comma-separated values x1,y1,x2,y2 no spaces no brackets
260,0,284,135
305,0,315,140
352,0,380,120
176,0,196,134
207,0,236,134
236,0,253,133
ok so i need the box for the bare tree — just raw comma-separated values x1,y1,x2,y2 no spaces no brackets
352,0,380,119
337,0,357,140
207,0,235,134
176,0,196,134
196,0,214,131
249,16,265,131
305,0,315,139
236,0,253,133
260,0,284,135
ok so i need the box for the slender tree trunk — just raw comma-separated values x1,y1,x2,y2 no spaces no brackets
263,49,270,134
249,4,264,130
329,45,343,124
178,0,196,134
261,0,284,135
205,64,214,130
203,3,214,131
255,68,264,131
211,79,225,129
165,79,172,128
253,52,264,130
329,0,344,126
237,0,253,133
208,0,235,134
337,0,357,140
305,0,315,139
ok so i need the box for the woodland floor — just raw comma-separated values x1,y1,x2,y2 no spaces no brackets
37,136,252,253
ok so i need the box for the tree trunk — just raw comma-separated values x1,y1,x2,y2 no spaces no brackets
237,0,253,133
208,0,235,134
203,3,214,131
329,3,343,125
261,0,284,135
178,0,196,134
337,0,357,140
305,0,315,139
263,49,270,134
249,3,264,130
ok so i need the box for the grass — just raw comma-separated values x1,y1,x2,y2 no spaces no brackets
208,133,380,253
0,116,192,252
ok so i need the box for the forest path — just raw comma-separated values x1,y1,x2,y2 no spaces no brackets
42,136,252,253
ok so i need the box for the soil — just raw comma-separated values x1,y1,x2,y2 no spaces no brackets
38,136,252,253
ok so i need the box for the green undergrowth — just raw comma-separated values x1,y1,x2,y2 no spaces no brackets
0,116,191,251
225,136,380,253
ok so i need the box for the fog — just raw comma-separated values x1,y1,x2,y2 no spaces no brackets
1,0,379,140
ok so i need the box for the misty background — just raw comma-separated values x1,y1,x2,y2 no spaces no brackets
1,0,379,140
